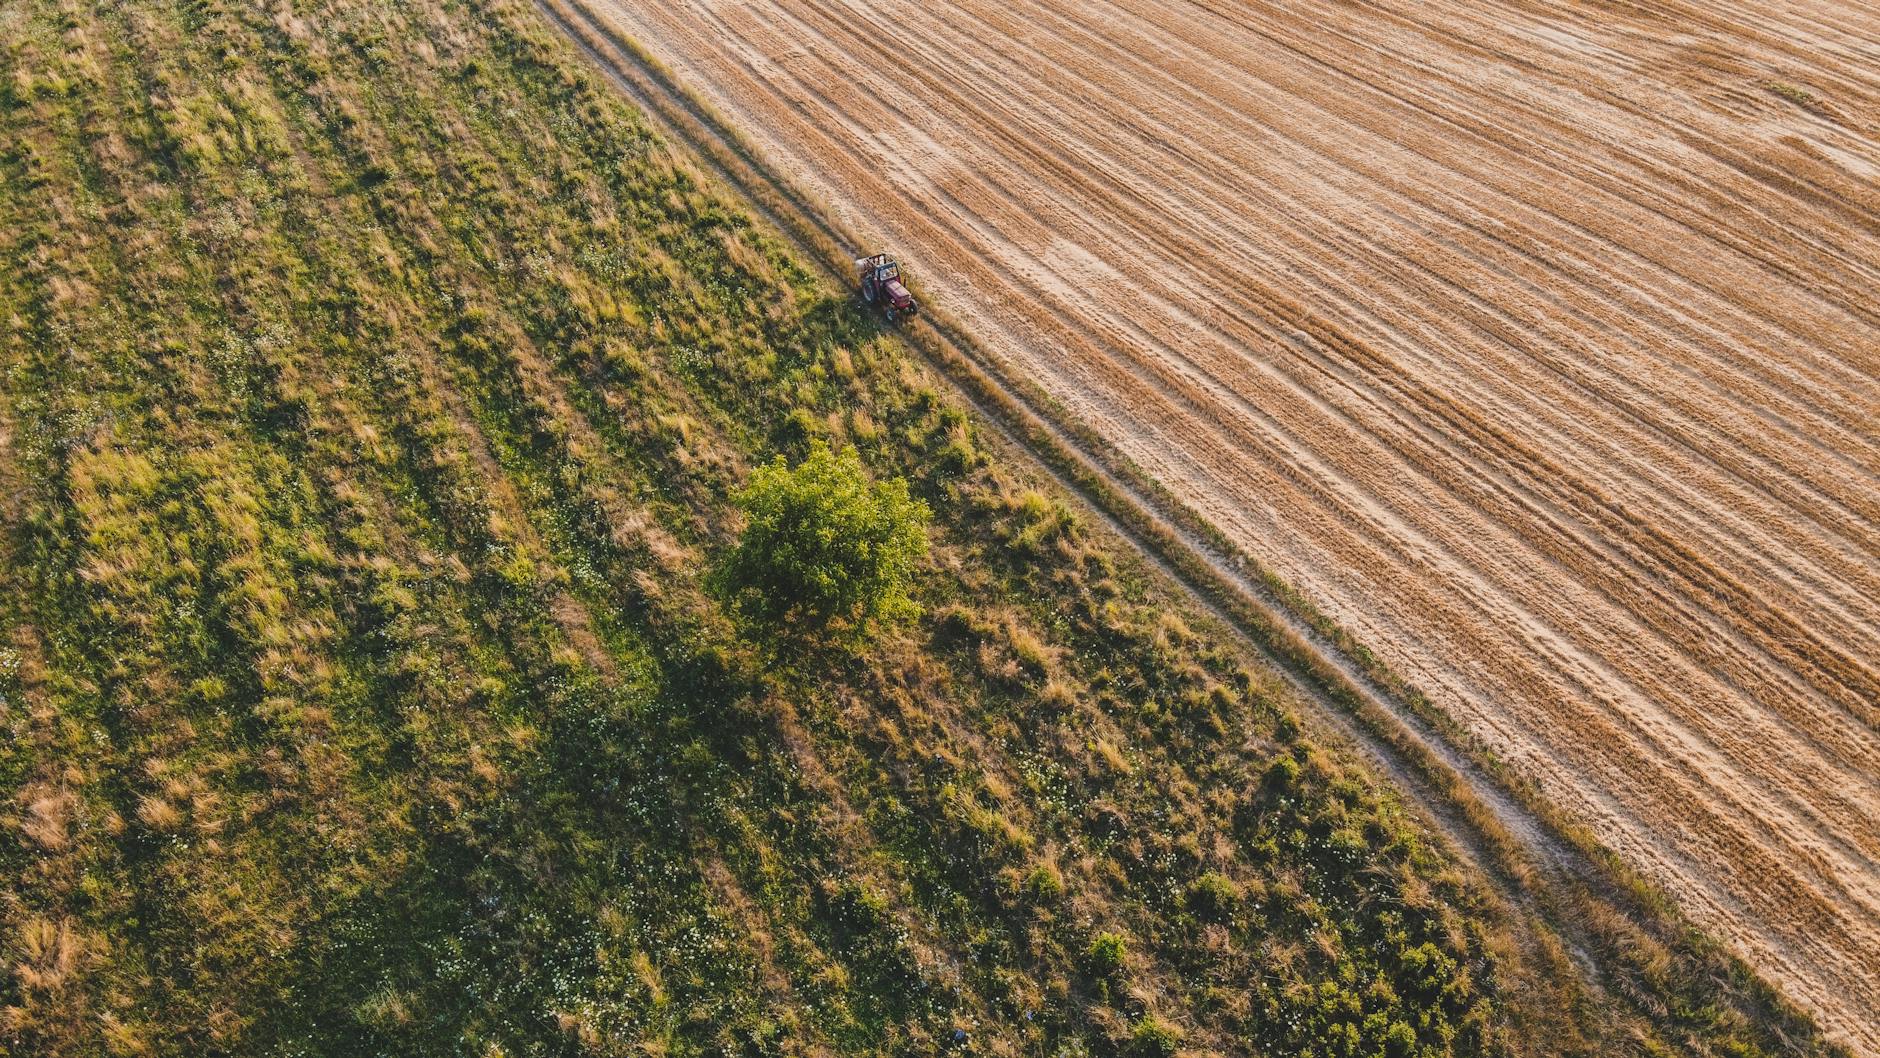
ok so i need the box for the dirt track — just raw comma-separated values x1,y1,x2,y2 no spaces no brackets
576,0,1880,1046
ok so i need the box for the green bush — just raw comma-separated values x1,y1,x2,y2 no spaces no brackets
718,442,929,640
1130,1017,1181,1058
1185,871,1239,921
1085,932,1128,977
1023,863,1066,903
1264,754,1301,791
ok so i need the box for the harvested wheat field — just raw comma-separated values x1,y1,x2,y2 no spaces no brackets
570,0,1880,1047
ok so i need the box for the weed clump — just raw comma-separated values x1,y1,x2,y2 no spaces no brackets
1185,871,1239,921
1024,862,1065,903
1765,80,1819,108
1085,932,1128,978
1130,1016,1181,1058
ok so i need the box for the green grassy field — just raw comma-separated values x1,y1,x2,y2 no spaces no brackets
0,1,1838,1055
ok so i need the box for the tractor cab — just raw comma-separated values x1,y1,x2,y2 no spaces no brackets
857,252,919,321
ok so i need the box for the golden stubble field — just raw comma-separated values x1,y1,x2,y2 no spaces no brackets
573,0,1880,1046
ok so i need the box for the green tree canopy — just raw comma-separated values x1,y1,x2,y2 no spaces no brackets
720,443,930,640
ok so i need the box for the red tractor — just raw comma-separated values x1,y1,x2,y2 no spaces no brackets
856,252,919,323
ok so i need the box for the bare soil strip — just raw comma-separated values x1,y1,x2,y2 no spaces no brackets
558,0,1880,1048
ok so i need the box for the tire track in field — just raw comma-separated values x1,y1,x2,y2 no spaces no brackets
574,0,1880,1047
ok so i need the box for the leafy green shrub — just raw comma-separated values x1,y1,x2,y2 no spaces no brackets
718,442,929,640
1185,871,1239,921
1383,1019,1418,1058
1085,932,1128,977
1130,1017,1181,1057
1399,941,1460,1003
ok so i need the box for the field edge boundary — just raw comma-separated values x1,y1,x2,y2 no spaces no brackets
530,1,1846,1052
